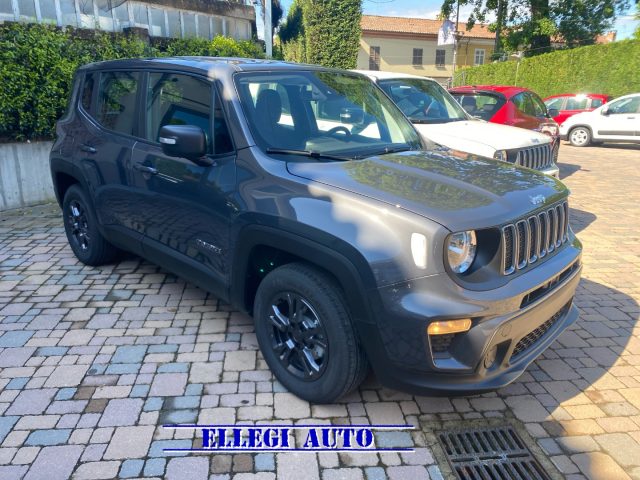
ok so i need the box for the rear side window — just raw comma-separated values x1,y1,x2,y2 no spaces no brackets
95,71,140,136
81,73,95,113
566,96,588,110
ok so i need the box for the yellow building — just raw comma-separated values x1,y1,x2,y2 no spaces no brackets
358,15,495,84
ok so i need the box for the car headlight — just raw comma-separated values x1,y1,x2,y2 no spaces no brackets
493,150,508,162
447,230,477,274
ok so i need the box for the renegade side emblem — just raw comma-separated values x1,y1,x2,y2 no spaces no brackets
196,239,222,255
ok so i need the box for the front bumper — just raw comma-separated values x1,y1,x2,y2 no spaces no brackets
359,239,582,395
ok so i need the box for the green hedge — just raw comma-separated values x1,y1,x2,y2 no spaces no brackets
455,40,640,99
0,22,262,142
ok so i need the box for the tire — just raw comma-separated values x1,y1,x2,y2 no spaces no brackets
569,126,591,147
254,263,368,403
62,184,119,266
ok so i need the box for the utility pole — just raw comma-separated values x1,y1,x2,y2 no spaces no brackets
264,0,272,58
452,0,460,75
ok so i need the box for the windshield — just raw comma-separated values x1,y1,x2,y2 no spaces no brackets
449,92,506,121
377,78,468,123
234,71,422,159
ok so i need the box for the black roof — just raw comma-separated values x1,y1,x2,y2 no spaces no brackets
78,56,343,75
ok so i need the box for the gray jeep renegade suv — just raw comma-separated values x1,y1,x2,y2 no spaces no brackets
50,57,582,403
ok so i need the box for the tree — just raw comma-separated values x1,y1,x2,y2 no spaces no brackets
441,0,630,56
635,2,640,39
278,0,362,68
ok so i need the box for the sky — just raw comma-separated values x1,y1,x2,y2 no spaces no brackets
257,0,639,42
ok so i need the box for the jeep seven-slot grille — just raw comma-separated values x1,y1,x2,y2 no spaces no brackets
501,201,569,275
514,144,553,171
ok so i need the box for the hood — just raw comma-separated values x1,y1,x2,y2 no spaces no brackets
414,121,552,157
286,150,567,232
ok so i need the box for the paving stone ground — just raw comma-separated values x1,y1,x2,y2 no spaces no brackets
0,142,638,480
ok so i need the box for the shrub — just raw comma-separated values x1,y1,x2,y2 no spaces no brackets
0,22,262,142
455,40,640,98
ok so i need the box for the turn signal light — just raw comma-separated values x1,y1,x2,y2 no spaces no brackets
427,319,472,336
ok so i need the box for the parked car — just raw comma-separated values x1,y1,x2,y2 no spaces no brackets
449,85,561,162
544,93,611,125
359,71,559,178
51,58,582,403
559,93,640,147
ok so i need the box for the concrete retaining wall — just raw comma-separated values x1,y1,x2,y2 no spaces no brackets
0,142,56,211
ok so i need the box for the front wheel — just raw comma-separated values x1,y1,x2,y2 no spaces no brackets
254,263,368,403
62,185,119,266
569,127,591,147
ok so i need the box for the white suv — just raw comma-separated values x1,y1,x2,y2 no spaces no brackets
560,93,640,147
357,71,560,178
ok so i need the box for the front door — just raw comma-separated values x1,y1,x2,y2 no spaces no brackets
129,71,237,294
594,95,640,142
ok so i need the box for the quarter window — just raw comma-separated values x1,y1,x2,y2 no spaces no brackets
81,73,95,113
590,98,604,108
95,71,140,136
412,48,423,66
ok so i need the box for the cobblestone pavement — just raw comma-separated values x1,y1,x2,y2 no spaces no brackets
0,143,639,480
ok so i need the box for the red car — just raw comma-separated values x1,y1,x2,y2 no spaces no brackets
449,85,561,158
543,93,611,124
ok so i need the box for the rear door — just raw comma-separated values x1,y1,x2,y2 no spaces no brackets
593,95,640,141
561,95,589,123
129,71,237,295
75,70,143,251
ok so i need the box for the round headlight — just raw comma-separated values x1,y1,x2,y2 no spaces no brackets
493,150,508,162
447,230,477,274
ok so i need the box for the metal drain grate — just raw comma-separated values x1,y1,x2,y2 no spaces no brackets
438,425,551,480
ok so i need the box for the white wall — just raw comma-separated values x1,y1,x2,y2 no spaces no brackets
0,142,56,211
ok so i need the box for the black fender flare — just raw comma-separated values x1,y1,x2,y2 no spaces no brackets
231,224,380,326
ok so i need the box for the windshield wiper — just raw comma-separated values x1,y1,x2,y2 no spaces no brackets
411,118,466,124
265,148,351,162
359,145,412,158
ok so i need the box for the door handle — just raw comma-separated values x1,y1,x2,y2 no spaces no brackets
80,144,96,154
133,163,158,175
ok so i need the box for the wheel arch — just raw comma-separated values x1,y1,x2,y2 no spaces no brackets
50,157,88,207
231,224,378,326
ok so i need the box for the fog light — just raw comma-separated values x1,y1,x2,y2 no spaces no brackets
427,319,472,335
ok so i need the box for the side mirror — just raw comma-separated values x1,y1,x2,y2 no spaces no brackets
601,106,609,116
159,125,207,160
547,108,559,118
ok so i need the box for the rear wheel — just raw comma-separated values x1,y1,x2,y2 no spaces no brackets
62,185,119,266
254,263,368,403
569,127,591,147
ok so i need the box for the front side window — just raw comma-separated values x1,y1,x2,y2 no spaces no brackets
235,71,422,158
512,92,536,116
369,46,380,71
95,71,140,136
412,48,423,66
474,49,485,65
527,92,548,117
146,73,211,150
378,78,467,123
590,98,604,109
607,96,640,114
